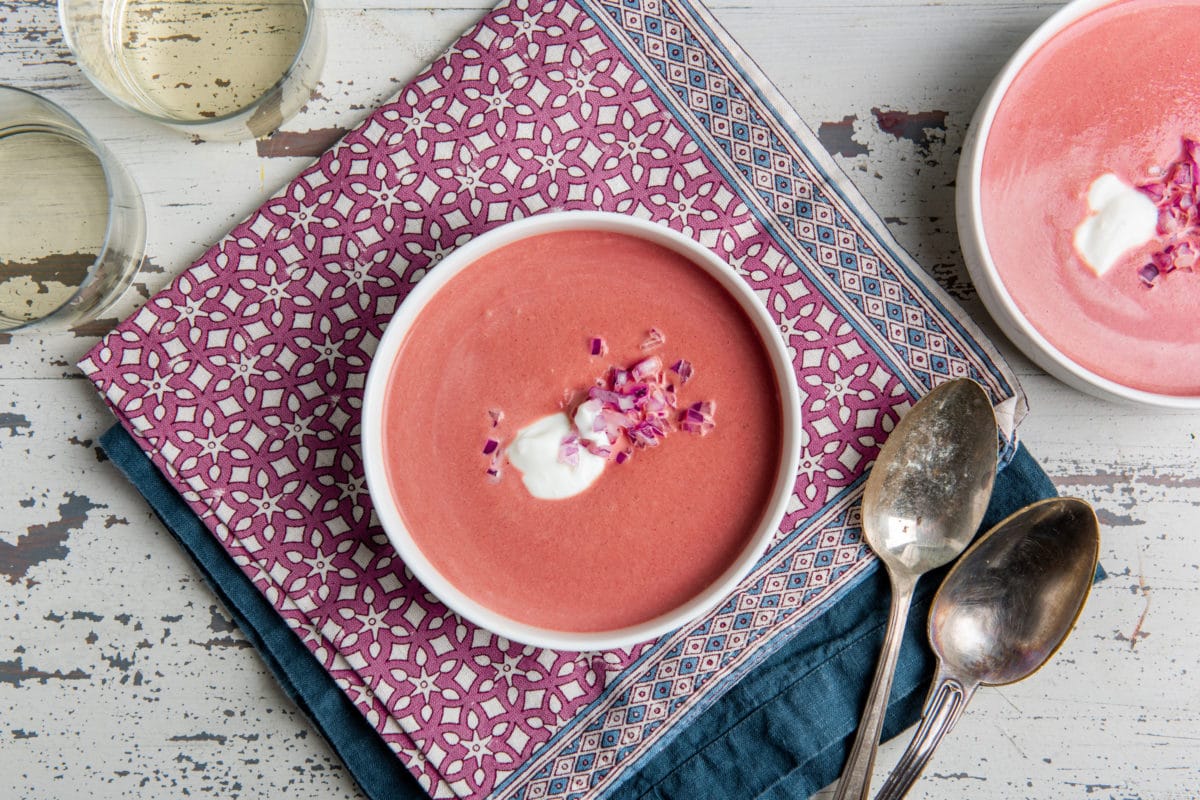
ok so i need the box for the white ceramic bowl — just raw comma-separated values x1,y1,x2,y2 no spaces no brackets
361,211,803,651
957,0,1200,409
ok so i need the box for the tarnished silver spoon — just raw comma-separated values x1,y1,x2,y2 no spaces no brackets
832,378,999,800
874,496,1101,800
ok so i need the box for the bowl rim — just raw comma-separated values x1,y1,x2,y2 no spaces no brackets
361,210,804,651
957,0,1200,409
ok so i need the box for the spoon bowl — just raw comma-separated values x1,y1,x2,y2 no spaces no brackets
875,497,1101,800
861,380,1001,573
832,379,999,800
933,497,1099,685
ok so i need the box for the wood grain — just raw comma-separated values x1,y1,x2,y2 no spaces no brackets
1,1,1197,798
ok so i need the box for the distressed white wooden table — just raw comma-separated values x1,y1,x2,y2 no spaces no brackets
2,1,1197,797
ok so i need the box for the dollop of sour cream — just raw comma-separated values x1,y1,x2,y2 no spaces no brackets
1073,173,1158,276
505,408,607,500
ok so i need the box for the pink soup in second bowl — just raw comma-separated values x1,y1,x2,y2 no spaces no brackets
981,0,1200,395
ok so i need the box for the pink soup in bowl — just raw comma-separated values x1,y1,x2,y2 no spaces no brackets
959,0,1200,407
361,212,802,651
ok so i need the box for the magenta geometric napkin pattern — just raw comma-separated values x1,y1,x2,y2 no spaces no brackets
80,1,1024,798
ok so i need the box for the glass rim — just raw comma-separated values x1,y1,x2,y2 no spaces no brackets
56,0,320,132
0,84,128,332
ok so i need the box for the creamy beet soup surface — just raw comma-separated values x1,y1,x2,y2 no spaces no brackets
982,0,1200,395
382,230,783,632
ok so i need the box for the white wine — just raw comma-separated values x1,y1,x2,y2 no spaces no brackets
60,0,321,140
0,86,144,333
0,128,110,327
117,0,309,123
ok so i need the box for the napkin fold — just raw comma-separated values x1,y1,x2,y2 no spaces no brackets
81,0,1057,797
103,425,1070,800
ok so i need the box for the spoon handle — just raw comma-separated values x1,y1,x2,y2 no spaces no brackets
873,674,978,800
832,574,917,800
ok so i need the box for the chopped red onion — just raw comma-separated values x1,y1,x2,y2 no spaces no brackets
483,411,505,482
487,328,716,481
670,359,694,384
588,386,624,406
583,440,612,458
1151,248,1176,274
629,420,663,447
596,408,632,441
1173,240,1198,269
1168,163,1193,191
574,343,706,458
1138,182,1166,203
640,327,666,352
486,461,502,483
1186,137,1200,166
558,432,581,467
1138,263,1160,286
1136,137,1200,287
577,397,603,420
631,356,662,382
679,400,717,436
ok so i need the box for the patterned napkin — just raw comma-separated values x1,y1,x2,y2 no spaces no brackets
80,1,1025,798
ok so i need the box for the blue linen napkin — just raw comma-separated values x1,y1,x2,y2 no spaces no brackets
101,425,1087,799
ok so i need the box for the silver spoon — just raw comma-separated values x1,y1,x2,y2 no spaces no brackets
874,496,1100,800
832,378,999,800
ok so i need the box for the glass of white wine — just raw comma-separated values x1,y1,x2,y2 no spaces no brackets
58,0,325,141
0,86,145,333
